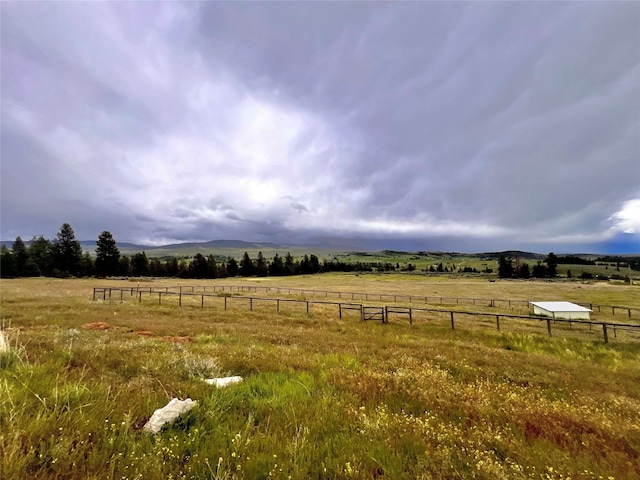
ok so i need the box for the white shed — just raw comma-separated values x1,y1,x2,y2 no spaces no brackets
529,301,592,320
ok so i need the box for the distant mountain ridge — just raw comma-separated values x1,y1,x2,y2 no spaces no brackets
1,239,286,250
1,239,638,258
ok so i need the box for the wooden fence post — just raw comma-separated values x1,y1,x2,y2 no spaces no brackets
306,301,309,315
546,318,552,337
450,311,455,330
409,308,413,325
496,315,501,332
224,296,227,311
602,324,609,344
179,292,182,307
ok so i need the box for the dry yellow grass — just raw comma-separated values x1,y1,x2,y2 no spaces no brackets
1,275,639,479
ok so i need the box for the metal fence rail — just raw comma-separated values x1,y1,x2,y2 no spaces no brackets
93,287,640,344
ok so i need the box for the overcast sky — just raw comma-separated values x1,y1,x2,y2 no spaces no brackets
1,2,639,253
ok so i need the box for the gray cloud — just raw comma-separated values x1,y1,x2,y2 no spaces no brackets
1,2,638,252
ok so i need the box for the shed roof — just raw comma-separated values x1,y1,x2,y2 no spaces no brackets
529,301,592,313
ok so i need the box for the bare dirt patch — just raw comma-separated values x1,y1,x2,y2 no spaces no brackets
81,322,113,330
133,330,154,337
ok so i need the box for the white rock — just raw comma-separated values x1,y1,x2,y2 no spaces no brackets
204,376,243,388
142,398,196,434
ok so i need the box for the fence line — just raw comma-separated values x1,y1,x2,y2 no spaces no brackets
93,284,637,317
92,287,640,344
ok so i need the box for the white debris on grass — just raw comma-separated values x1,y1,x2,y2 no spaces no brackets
0,330,8,354
204,376,243,388
142,398,196,434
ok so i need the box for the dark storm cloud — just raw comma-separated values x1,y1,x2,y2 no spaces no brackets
1,2,638,251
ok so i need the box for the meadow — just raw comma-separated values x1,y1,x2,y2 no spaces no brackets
1,275,639,479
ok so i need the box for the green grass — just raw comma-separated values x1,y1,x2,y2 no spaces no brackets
1,277,639,479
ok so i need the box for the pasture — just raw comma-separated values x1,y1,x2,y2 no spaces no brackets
1,275,639,479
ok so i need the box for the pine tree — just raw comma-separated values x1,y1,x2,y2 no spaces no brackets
0,246,17,278
240,252,255,276
545,252,558,278
52,223,83,276
95,231,120,277
269,253,285,276
309,254,321,273
80,252,94,277
131,252,150,276
207,255,218,279
119,256,131,276
498,255,514,278
284,252,296,275
532,262,547,278
256,252,268,277
28,236,52,276
227,257,239,277
165,257,179,277
300,254,311,274
190,253,209,278
12,237,28,276
518,263,530,279
217,261,228,278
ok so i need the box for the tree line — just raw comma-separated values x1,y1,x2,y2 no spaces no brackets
0,223,397,279
497,253,559,279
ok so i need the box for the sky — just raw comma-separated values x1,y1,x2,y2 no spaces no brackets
1,2,639,254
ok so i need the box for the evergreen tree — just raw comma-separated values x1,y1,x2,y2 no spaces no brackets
545,252,558,278
177,259,189,278
498,255,514,278
190,253,210,278
165,257,179,277
300,254,311,274
131,252,150,276
255,252,268,277
12,237,28,276
532,262,547,278
517,263,530,279
309,254,321,273
52,223,83,276
80,252,94,277
284,252,296,275
150,259,167,277
269,253,285,276
28,236,53,276
207,255,218,279
119,256,131,276
217,261,228,278
240,252,255,276
0,246,17,278
95,231,120,277
227,257,239,277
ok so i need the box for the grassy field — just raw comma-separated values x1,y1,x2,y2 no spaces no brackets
1,275,639,479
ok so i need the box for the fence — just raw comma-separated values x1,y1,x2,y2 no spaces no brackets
94,284,637,317
93,286,640,344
